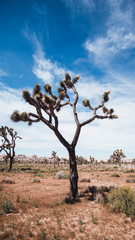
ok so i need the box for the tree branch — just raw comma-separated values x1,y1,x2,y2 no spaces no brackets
72,85,80,125
72,125,81,148
80,115,96,127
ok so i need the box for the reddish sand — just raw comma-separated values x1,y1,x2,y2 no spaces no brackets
0,166,135,239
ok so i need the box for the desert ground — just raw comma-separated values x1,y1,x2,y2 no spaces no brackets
0,163,135,240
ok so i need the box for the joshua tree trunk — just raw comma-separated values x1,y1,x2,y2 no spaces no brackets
8,156,14,172
68,147,78,200
119,158,121,167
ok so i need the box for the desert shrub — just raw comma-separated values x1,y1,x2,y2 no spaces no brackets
51,228,60,240
33,179,40,183
126,179,135,183
0,168,5,172
0,199,14,214
110,173,120,177
128,175,135,178
41,228,46,240
34,173,43,178
28,230,33,237
91,212,98,224
16,195,20,202
1,179,15,184
0,209,3,216
33,199,39,208
80,178,90,182
56,171,69,179
108,186,135,217
124,169,135,173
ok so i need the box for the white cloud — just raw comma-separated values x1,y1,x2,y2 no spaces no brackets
0,72,135,159
84,0,135,66
30,34,73,84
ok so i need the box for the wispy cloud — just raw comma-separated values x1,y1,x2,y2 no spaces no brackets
32,37,73,84
0,69,7,77
84,0,135,66
61,0,95,13
24,29,72,84
23,25,68,83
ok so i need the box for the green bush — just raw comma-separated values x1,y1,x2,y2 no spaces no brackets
108,186,135,217
80,178,90,182
1,199,14,214
124,169,135,173
56,171,69,179
1,179,15,184
110,173,120,177
32,179,41,183
126,179,135,183
128,175,135,178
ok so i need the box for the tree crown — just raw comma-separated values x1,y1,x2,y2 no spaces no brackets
11,73,118,128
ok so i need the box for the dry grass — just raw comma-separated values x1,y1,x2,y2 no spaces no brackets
0,163,135,239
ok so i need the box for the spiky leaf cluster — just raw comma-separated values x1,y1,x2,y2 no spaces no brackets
109,114,118,119
11,111,21,122
33,84,43,100
103,107,113,115
44,84,52,94
82,99,90,107
103,90,110,102
33,84,41,95
21,112,29,122
11,111,30,123
59,92,66,100
60,81,65,88
72,75,80,84
102,107,118,119
22,90,31,103
43,94,56,105
63,73,73,88
57,81,67,101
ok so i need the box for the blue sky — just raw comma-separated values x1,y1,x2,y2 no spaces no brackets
0,0,135,160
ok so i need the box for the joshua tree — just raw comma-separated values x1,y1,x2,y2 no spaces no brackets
76,155,88,165
56,156,61,167
11,73,118,201
0,126,21,171
110,149,126,166
89,156,95,166
52,150,57,168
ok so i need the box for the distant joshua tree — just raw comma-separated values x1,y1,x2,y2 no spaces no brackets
52,150,57,168
89,156,95,166
110,149,126,166
0,126,21,171
11,73,118,202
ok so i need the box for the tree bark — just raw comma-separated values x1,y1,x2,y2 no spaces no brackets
8,156,13,172
68,147,78,201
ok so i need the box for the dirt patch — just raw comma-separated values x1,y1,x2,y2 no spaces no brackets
0,165,135,239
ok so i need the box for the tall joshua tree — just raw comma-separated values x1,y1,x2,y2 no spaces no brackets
110,149,126,166
0,126,21,171
11,73,118,201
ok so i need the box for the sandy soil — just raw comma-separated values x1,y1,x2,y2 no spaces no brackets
0,165,135,240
